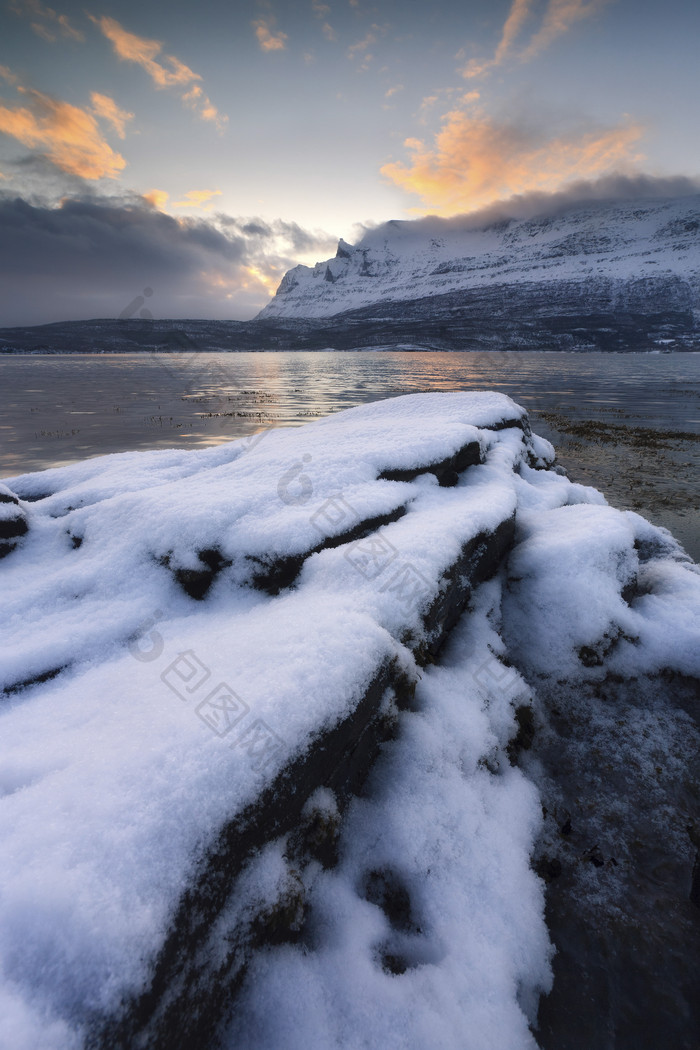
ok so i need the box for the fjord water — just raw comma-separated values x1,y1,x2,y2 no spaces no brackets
1,350,699,558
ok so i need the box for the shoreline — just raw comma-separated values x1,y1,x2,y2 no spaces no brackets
530,410,700,563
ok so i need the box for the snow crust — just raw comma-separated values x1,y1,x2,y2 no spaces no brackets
1,391,698,1049
257,196,700,319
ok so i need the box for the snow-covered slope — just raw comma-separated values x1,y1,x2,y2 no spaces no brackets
257,195,700,320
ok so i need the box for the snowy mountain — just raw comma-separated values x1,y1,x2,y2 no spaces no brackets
257,195,700,347
1,195,698,353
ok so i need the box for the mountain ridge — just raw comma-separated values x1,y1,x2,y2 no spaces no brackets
256,194,700,333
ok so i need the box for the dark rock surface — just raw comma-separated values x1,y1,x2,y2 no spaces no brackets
0,482,28,558
513,669,700,1049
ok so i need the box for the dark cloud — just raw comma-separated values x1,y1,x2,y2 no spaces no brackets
0,193,337,325
217,214,336,255
0,147,90,198
468,173,700,223
358,174,700,244
237,221,269,236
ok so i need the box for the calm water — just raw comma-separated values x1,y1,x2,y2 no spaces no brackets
1,351,699,557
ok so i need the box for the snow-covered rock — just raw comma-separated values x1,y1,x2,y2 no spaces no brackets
1,393,698,1050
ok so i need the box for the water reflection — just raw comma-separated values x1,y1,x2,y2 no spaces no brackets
1,351,698,558
1,351,698,475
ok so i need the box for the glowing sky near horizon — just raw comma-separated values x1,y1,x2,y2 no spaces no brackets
0,0,699,323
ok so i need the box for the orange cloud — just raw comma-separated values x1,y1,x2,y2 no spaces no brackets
9,0,84,43
142,188,224,212
172,189,222,209
0,87,126,179
90,15,197,87
0,66,19,85
381,108,644,215
90,15,226,127
417,88,479,126
143,189,169,209
90,92,133,139
253,17,288,52
180,84,225,128
463,0,609,77
243,264,282,296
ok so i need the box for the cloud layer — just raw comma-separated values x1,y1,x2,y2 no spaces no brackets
0,193,336,325
358,173,700,242
381,107,645,214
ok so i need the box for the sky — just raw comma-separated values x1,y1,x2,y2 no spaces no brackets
0,0,699,324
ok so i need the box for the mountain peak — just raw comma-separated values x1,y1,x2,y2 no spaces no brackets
258,194,700,322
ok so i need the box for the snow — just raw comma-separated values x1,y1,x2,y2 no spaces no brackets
1,391,698,1049
223,580,552,1050
505,484,700,682
257,195,700,319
